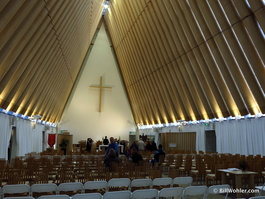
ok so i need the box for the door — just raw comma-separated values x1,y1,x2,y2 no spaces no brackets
205,130,216,153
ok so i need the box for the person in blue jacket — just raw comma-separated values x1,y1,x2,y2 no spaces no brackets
105,137,119,157
151,144,165,165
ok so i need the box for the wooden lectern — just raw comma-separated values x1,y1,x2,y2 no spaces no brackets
57,133,73,155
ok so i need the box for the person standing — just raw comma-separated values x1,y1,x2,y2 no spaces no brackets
103,136,109,145
86,138,93,152
138,138,145,151
105,137,119,157
103,136,109,151
150,139,157,151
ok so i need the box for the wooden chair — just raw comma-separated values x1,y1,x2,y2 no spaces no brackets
178,155,192,176
149,167,162,179
205,164,224,186
191,161,208,185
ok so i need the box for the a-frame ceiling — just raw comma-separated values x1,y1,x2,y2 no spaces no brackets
0,0,265,125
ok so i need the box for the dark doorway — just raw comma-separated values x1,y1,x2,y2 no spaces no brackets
129,134,136,146
205,130,216,153
42,131,46,151
8,127,17,162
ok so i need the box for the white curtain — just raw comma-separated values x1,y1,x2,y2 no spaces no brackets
140,117,265,155
0,114,12,159
0,114,55,159
15,119,33,156
215,117,265,156
32,123,45,153
14,119,44,157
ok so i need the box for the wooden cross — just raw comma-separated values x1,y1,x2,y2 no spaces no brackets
90,76,112,112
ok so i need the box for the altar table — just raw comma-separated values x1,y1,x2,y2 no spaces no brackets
98,145,124,153
219,169,257,198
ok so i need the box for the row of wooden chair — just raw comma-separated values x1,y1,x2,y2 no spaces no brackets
1,153,265,187
165,153,265,186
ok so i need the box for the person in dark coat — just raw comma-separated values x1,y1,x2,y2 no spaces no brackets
129,147,143,164
104,148,119,168
86,138,93,152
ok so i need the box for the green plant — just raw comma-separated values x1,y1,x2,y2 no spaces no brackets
239,160,249,171
59,138,69,149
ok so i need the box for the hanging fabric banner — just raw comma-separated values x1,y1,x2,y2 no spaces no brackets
48,134,56,147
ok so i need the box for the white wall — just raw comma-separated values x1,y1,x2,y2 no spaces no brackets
59,23,136,144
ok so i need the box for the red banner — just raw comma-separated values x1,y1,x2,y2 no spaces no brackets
48,134,56,147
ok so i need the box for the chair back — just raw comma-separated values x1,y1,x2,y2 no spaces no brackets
3,184,31,197
158,187,183,198
58,182,84,196
103,190,131,199
84,181,107,194
72,193,103,199
107,178,130,191
207,184,230,199
152,178,172,190
131,189,158,199
182,185,207,198
172,177,193,187
38,195,70,199
130,179,152,191
2,197,34,199
31,183,58,197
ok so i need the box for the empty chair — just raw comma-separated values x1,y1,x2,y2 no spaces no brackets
158,187,183,198
72,193,103,199
107,178,131,191
182,185,208,199
172,176,193,187
152,178,172,190
256,182,265,196
2,197,34,199
131,189,158,199
84,181,107,194
38,195,70,199
31,183,57,198
103,190,131,199
2,184,31,198
58,182,84,196
130,179,152,192
206,184,230,199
